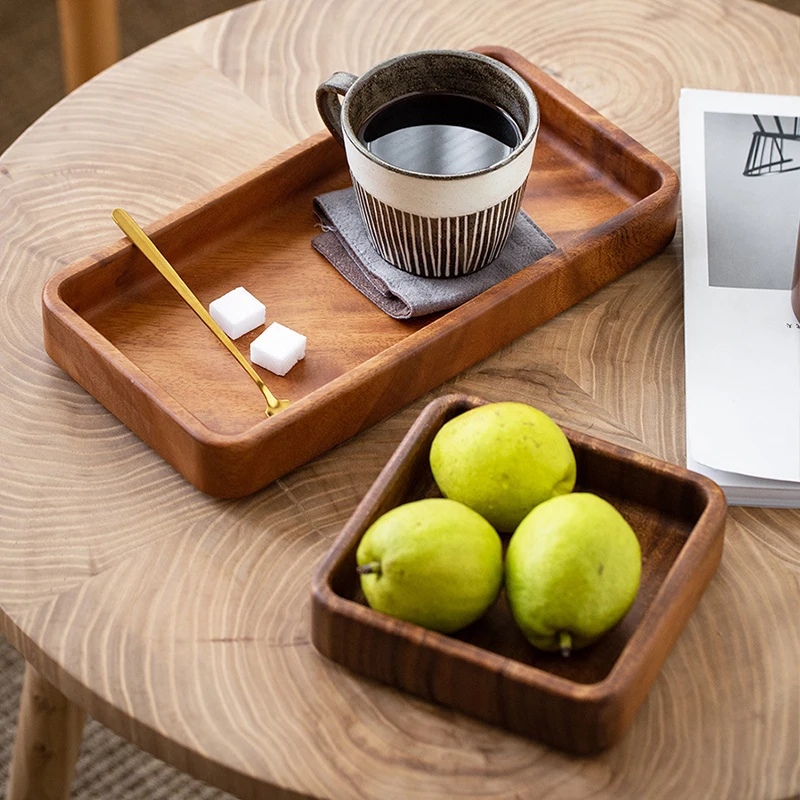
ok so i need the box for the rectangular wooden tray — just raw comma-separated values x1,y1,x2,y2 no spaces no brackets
42,46,679,497
311,394,727,754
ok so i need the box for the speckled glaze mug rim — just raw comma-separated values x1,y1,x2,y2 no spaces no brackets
340,49,539,181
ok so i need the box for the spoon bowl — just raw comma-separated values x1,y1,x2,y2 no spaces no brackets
112,208,290,418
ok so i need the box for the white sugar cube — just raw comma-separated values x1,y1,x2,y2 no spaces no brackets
250,322,306,376
209,287,265,340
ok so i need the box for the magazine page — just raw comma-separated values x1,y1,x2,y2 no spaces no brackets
685,453,800,507
680,89,800,482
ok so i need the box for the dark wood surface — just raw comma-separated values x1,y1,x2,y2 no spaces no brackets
312,394,727,753
41,48,678,497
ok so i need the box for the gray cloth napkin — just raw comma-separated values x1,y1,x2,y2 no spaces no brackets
312,187,556,319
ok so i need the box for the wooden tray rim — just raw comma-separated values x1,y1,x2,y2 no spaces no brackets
311,393,728,704
41,47,680,450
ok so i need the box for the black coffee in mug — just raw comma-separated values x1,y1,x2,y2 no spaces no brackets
316,50,539,276
358,92,522,176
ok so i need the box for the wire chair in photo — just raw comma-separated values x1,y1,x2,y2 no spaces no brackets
743,115,800,177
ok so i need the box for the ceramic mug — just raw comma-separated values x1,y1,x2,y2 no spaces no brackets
316,50,539,277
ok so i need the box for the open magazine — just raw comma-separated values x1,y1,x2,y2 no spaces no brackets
680,89,800,506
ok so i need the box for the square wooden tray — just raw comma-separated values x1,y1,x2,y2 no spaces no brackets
311,394,727,753
42,46,678,497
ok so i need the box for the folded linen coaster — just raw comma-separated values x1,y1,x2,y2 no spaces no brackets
312,188,557,320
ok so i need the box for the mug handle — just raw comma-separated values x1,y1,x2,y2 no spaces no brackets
316,72,358,147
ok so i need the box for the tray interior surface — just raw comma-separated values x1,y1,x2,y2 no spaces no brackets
328,440,696,686
312,395,724,751
58,124,643,437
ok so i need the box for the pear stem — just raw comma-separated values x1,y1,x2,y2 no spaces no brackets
559,631,572,658
356,561,382,576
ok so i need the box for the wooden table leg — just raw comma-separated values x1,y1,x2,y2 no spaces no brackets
7,663,86,800
56,0,120,92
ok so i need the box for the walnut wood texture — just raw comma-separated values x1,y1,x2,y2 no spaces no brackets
1,1,799,798
312,394,727,754
7,664,86,800
40,48,677,498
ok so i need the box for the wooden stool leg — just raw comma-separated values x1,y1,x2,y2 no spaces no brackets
7,663,86,800
56,0,121,92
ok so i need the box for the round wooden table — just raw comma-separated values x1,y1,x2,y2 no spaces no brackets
2,0,799,797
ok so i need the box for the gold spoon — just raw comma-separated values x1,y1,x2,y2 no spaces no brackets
112,208,290,417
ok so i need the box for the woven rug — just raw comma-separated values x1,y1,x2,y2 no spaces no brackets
0,635,232,798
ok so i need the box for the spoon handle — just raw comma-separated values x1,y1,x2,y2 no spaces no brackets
111,208,282,412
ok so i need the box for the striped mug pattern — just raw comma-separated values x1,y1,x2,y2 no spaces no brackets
353,180,527,277
317,50,539,278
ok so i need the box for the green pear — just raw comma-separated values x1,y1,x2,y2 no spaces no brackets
356,498,503,634
505,493,641,655
429,402,576,532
